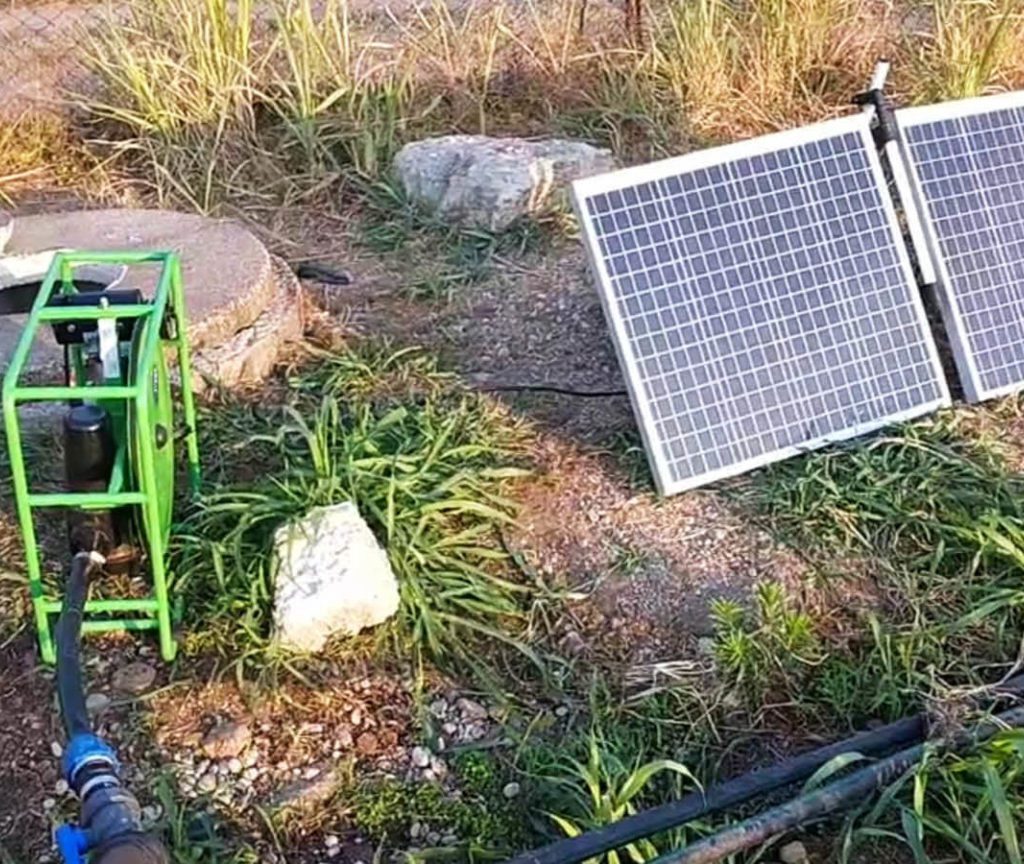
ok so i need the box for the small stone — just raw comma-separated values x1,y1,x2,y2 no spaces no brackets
242,767,261,782
554,705,569,718
42,798,57,810
303,766,321,780
269,767,337,810
442,722,457,736
197,774,218,794
141,804,161,824
779,841,809,864
112,662,157,694
427,831,441,844
326,848,340,859
411,746,431,768
502,782,521,799
429,699,448,718
202,721,251,760
50,741,63,758
325,836,340,848
456,698,488,720
442,833,457,845
336,727,354,749
350,707,363,726
227,758,243,775
242,748,260,768
355,732,379,755
436,737,446,752
410,822,423,840
54,779,69,796
85,692,111,715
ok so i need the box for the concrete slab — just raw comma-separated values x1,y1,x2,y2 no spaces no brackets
0,209,285,387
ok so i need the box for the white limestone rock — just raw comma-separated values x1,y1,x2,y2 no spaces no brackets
272,503,400,653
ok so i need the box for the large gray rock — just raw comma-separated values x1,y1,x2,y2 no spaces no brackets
393,135,615,231
272,503,400,653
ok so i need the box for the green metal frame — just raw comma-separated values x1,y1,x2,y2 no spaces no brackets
2,251,201,663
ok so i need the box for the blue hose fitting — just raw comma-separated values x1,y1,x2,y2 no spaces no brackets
57,733,144,864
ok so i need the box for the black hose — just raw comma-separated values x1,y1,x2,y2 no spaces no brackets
56,551,102,740
654,703,1024,864
504,717,922,864
506,674,1024,864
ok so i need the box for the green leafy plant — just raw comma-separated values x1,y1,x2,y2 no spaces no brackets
844,730,1024,864
711,581,822,700
545,730,699,863
173,345,538,680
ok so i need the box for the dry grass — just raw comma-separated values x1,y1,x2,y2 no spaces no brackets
0,0,1017,212
64,0,1024,211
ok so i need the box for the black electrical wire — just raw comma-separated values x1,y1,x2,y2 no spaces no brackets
476,383,629,398
654,703,1024,864
56,551,103,740
505,674,1024,864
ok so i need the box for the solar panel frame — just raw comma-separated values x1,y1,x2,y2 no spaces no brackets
897,89,1024,403
572,113,950,495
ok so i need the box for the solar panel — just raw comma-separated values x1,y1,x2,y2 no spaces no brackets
572,113,950,495
897,90,1024,402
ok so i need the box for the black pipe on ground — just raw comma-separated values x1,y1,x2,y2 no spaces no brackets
505,675,1024,864
653,703,1024,864
56,551,103,740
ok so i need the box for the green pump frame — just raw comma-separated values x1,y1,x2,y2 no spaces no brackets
2,251,201,663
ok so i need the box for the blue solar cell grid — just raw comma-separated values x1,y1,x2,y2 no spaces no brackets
574,115,948,493
899,94,1024,400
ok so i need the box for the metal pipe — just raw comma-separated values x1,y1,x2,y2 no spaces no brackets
860,58,938,286
654,704,1024,864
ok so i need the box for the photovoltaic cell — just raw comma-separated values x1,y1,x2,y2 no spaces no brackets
898,91,1024,402
572,114,949,495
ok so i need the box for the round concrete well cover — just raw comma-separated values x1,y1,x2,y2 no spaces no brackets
0,209,279,375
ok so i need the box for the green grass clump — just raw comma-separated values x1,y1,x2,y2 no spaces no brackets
711,581,822,702
738,416,1024,723
350,776,520,853
173,345,537,679
845,728,1024,864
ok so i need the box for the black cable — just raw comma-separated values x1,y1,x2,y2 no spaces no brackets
475,383,629,398
655,703,1024,864
56,551,103,740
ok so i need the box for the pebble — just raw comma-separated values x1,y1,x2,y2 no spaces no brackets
242,748,260,769
303,766,322,780
112,662,157,694
779,841,809,864
243,767,261,782
411,746,431,768
442,722,457,735
336,727,354,749
141,804,161,823
554,705,570,718
227,758,243,775
42,798,56,811
54,779,69,796
201,721,251,760
456,698,488,720
268,769,337,810
197,774,218,794
50,741,63,758
410,822,423,839
502,782,521,799
350,707,363,726
355,732,379,755
85,693,111,715
325,836,340,848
